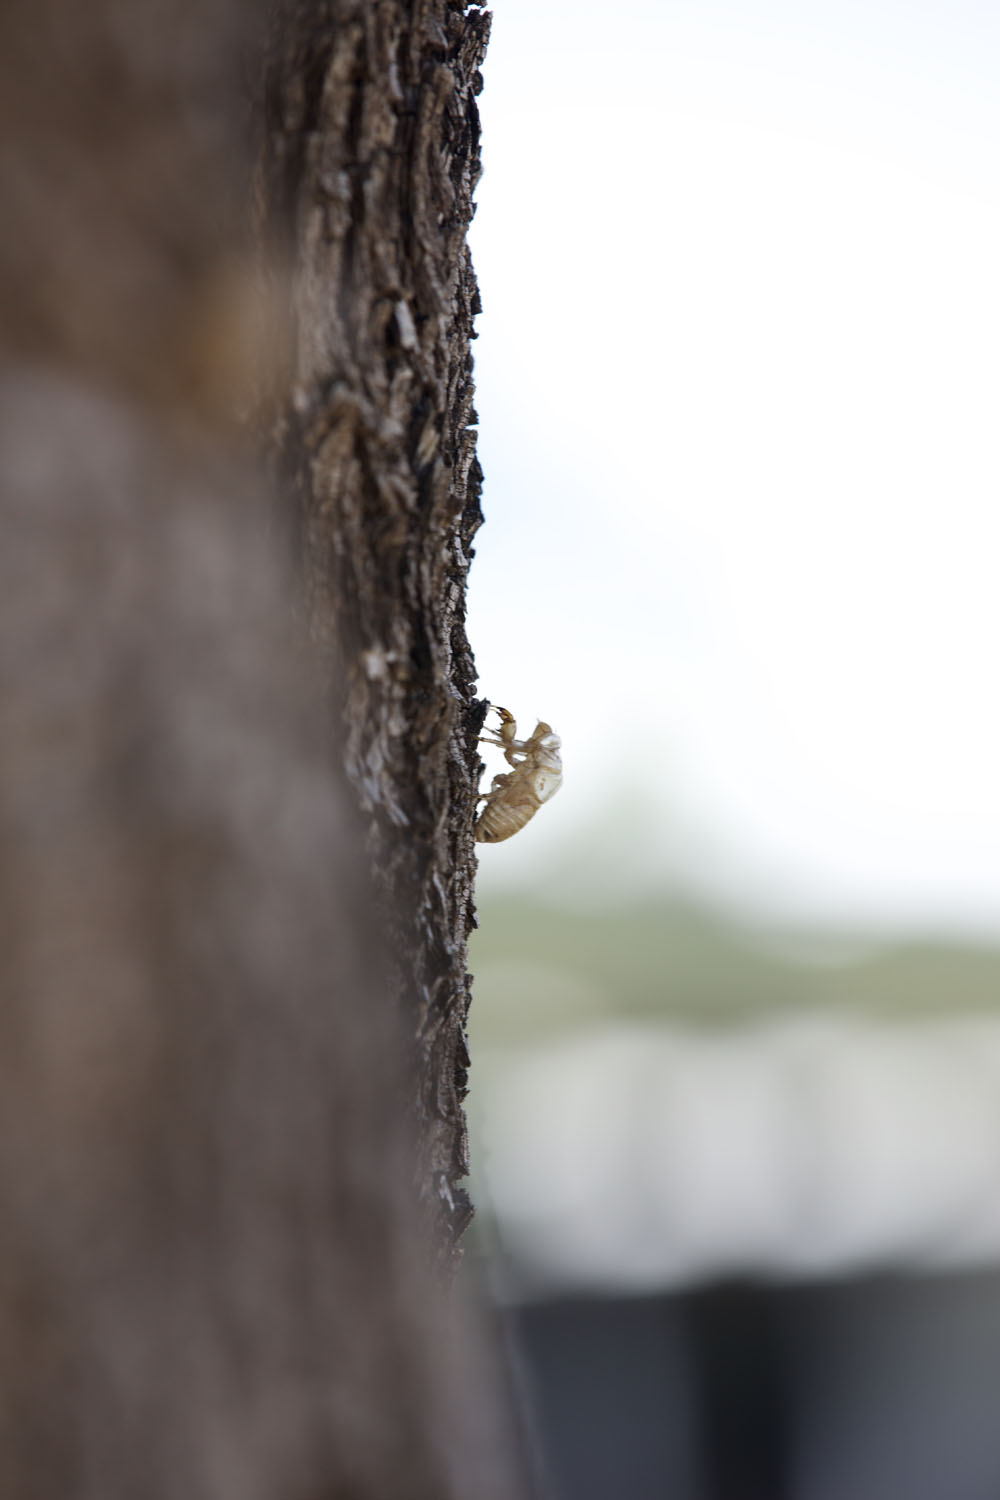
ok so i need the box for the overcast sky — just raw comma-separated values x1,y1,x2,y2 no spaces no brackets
466,0,1000,936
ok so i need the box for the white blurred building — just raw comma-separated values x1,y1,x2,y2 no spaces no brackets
475,1015,1000,1295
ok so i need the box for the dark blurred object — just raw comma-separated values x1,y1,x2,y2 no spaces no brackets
510,1295,702,1500
687,1283,791,1500
511,1271,1000,1500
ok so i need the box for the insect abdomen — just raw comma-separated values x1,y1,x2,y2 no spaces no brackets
475,793,541,843
474,708,563,843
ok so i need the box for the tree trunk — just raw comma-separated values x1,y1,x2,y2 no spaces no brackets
0,2,523,1496
258,0,492,1262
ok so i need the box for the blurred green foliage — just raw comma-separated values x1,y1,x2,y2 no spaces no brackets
470,895,1000,1045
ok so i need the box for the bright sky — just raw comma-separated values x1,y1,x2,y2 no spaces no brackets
467,0,1000,936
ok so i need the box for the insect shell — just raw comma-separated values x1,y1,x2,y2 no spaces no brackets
474,705,563,843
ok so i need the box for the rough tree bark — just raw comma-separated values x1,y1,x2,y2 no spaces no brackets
0,1,523,1497
259,0,492,1261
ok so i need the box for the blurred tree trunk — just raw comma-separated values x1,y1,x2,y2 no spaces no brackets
0,2,521,1498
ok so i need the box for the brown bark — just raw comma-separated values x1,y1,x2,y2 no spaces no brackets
0,1,523,1496
0,374,452,1500
258,0,491,1257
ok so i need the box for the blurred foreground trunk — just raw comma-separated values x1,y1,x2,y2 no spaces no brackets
0,2,518,1497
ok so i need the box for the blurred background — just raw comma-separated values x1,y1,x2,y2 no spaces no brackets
465,2,1000,1496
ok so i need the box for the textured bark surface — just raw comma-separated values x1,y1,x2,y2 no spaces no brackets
0,2,527,1497
0,376,456,1500
259,0,491,1255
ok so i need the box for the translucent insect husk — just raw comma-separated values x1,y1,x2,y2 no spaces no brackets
474,707,562,843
